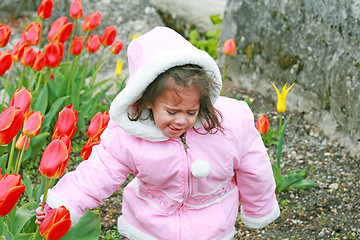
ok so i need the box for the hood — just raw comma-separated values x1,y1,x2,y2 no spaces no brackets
109,26,222,141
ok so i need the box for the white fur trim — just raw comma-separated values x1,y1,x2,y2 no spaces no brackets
240,202,280,228
190,160,210,178
109,48,222,142
117,216,158,240
41,189,83,226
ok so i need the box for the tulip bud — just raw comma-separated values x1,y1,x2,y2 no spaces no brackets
39,206,72,240
10,87,32,115
50,73,55,80
81,11,101,32
70,36,83,56
31,51,46,72
222,39,236,56
255,115,269,135
70,0,83,20
21,21,41,46
37,0,54,20
0,24,11,48
11,39,28,62
0,107,25,145
39,138,70,179
101,26,117,47
16,133,31,150
115,58,125,77
110,40,123,54
0,50,13,77
23,111,43,137
86,34,101,53
0,171,26,216
52,105,78,140
44,42,64,68
20,46,36,67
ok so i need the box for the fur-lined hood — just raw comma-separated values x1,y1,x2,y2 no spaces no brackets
109,26,222,141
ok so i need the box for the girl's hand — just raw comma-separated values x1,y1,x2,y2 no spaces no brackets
35,206,48,225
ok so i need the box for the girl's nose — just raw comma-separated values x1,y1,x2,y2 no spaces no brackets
174,114,187,126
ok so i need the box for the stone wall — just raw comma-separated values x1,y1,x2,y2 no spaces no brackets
220,0,360,158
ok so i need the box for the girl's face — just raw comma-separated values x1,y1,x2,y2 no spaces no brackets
149,86,200,138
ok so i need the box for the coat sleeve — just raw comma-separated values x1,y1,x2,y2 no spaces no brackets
44,121,137,225
231,100,280,228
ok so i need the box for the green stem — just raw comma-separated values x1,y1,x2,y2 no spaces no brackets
15,135,29,174
89,52,112,86
67,55,79,97
1,61,14,111
67,20,77,62
39,19,44,51
6,138,16,174
28,71,36,90
18,65,26,88
279,112,283,135
0,216,4,236
33,70,45,96
41,178,51,211
221,55,228,96
76,54,91,108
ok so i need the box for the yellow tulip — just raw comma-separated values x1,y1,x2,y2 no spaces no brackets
128,33,139,40
271,82,295,113
115,58,125,77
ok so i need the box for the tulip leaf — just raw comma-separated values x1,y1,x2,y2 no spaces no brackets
275,117,291,168
34,85,49,115
42,95,69,133
22,174,34,202
34,175,47,203
13,233,35,240
14,205,35,234
276,169,307,192
290,179,318,190
2,222,14,240
61,210,101,240
0,154,8,173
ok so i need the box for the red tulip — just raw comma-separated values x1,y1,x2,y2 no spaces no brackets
23,111,43,137
110,40,123,54
37,0,54,20
50,73,55,80
0,107,24,145
70,0,83,20
101,26,117,47
0,50,13,76
52,105,78,140
81,11,101,32
47,17,73,44
15,133,31,150
39,206,72,240
0,170,26,217
87,111,110,138
86,34,101,53
11,39,28,62
255,115,269,135
80,137,100,160
222,39,236,56
70,36,83,56
21,21,41,46
44,42,64,68
39,138,70,179
10,87,32,114
31,51,46,72
20,46,36,67
0,24,11,48
54,134,72,157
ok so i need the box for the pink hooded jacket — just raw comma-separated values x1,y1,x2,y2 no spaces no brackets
45,27,280,240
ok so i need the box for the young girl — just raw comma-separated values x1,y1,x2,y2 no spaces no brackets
36,26,280,239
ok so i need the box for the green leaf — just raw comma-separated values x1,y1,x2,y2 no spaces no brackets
34,175,47,203
14,233,35,240
42,95,69,132
2,222,14,240
0,154,8,173
61,210,101,240
34,85,49,115
210,14,223,25
22,174,34,202
276,169,307,192
275,117,291,168
14,206,35,234
290,179,318,190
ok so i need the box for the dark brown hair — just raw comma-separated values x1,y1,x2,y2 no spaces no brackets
129,64,223,134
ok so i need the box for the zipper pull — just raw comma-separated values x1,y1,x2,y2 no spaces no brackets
181,135,189,150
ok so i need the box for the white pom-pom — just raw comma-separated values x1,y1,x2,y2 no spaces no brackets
190,160,210,178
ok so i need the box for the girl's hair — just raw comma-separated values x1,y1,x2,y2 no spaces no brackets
129,64,224,134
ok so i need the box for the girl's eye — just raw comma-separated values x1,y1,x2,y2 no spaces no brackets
187,112,197,116
167,111,176,115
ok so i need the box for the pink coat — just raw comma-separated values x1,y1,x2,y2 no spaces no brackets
46,97,279,240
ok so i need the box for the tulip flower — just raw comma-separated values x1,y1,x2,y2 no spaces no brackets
47,17,74,44
52,105,78,140
255,115,269,135
39,206,72,240
88,111,110,138
70,0,83,20
20,46,36,67
23,111,43,137
81,11,102,32
37,0,54,19
0,107,24,145
222,39,236,56
55,134,72,157
101,26,117,47
0,50,13,76
110,40,123,54
86,34,101,53
70,36,83,56
31,51,46,72
0,24,11,48
21,21,41,46
115,58,125,77
80,137,100,160
10,87,32,114
0,170,26,216
44,42,64,68
15,133,31,150
11,39,28,62
39,138,70,179
271,82,295,113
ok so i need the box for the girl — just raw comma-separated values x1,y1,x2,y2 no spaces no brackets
36,26,280,239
